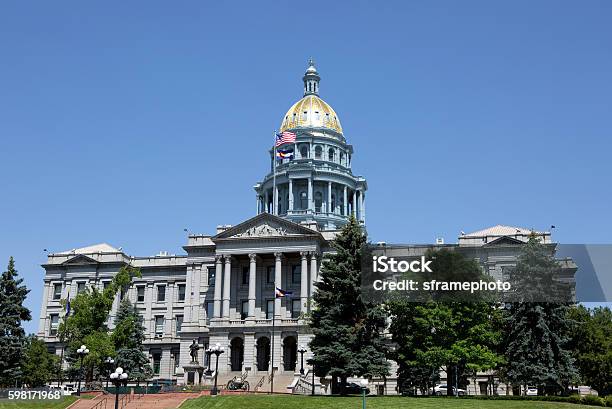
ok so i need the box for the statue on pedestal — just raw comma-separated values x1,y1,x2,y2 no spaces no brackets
189,339,200,363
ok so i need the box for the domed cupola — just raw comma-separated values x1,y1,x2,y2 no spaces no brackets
279,59,343,135
255,60,367,232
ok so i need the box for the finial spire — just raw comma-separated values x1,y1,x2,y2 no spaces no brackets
303,58,320,96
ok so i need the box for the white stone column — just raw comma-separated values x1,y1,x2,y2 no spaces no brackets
352,190,357,216
300,252,308,314
248,253,257,319
145,282,154,337
274,185,279,215
213,255,223,318
288,179,293,212
343,186,348,216
327,181,332,214
274,252,282,318
309,253,318,305
361,192,366,222
264,190,269,213
223,255,232,319
307,178,313,213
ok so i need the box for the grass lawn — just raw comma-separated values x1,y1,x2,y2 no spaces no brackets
181,395,597,409
0,396,77,408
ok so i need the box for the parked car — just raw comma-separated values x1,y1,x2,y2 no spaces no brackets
344,382,371,395
47,384,76,396
430,384,467,396
525,386,538,396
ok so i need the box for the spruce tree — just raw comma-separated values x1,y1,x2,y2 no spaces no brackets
504,236,576,395
0,257,31,386
309,215,389,394
21,336,60,387
112,299,151,383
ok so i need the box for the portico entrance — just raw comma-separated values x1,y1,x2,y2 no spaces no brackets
283,336,297,371
230,337,244,371
256,337,270,371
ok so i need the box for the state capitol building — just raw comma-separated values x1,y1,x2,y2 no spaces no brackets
37,61,576,395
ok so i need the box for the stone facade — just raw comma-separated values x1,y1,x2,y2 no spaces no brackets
37,62,576,394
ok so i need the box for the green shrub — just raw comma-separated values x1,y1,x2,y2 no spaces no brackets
582,394,605,406
568,395,582,404
604,395,612,407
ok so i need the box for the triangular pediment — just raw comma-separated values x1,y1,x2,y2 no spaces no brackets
62,254,100,265
213,213,322,241
483,236,525,247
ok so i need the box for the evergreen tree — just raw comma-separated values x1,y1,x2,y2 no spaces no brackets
504,236,576,395
567,305,612,397
112,299,151,384
0,257,31,387
308,215,389,394
21,336,60,387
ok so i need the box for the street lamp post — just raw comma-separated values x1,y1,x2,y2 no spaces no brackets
104,357,114,391
109,367,128,409
360,379,369,409
205,348,213,375
297,345,307,375
76,345,89,396
208,343,224,396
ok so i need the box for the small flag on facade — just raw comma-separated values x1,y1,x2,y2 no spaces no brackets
275,287,293,298
275,131,296,147
276,148,294,160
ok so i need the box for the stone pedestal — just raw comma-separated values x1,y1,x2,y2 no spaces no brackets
183,363,205,386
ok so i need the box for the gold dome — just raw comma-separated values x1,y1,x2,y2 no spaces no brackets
279,94,343,134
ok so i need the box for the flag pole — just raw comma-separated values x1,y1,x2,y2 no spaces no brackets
273,130,277,215
270,293,275,394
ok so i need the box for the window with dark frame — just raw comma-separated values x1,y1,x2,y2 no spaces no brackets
175,315,183,333
137,286,145,302
242,266,249,285
266,266,274,284
49,314,59,336
77,282,86,294
241,300,249,320
177,284,186,301
266,300,274,319
153,353,161,375
206,302,214,322
291,299,301,319
53,283,62,300
157,285,166,302
208,267,216,286
292,265,301,284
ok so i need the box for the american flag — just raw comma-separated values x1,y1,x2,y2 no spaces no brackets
275,131,296,147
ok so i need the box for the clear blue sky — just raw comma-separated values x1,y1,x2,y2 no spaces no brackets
1,1,610,334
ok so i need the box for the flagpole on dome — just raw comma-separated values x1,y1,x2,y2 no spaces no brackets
273,130,277,215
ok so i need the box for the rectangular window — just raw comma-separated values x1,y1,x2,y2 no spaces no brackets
208,268,216,286
77,282,86,294
155,316,164,337
266,300,274,320
53,283,62,300
266,266,274,284
175,315,183,333
157,285,166,302
137,286,145,303
103,281,111,290
206,302,214,322
292,299,301,319
177,284,186,301
302,111,307,121
153,353,161,375
241,300,249,320
49,314,59,336
292,265,301,284
241,266,249,285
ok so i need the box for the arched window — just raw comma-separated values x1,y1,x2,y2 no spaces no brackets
339,151,345,165
314,146,322,159
328,148,335,162
314,192,322,213
300,145,308,159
